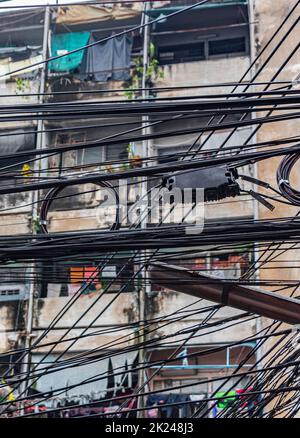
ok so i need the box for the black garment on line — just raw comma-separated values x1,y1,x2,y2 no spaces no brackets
80,33,133,82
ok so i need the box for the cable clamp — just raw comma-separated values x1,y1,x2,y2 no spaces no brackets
278,179,289,186
40,220,48,225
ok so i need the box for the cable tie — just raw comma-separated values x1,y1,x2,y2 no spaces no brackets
278,179,289,186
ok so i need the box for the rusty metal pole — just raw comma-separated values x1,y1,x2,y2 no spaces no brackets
149,262,300,325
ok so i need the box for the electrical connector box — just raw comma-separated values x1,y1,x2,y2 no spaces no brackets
164,167,240,202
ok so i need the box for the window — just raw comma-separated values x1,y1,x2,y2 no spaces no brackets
157,36,248,65
158,42,205,65
0,264,27,301
155,32,248,65
157,145,189,163
55,132,128,169
55,131,109,168
209,37,246,57
41,258,135,298
55,132,85,145
0,288,21,298
55,131,90,168
106,143,128,163
157,145,213,165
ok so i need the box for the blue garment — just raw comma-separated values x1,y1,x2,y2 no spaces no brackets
79,34,133,82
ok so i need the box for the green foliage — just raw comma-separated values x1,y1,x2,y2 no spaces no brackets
123,43,164,100
32,218,42,234
127,143,134,157
15,77,31,99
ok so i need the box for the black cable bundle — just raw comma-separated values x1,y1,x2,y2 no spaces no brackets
277,153,300,206
1,0,300,419
39,181,120,234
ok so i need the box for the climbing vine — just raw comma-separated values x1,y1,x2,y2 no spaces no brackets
122,43,164,167
123,42,164,100
15,77,32,99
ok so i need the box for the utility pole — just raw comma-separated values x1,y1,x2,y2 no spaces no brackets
137,0,151,419
20,4,51,405
248,0,264,379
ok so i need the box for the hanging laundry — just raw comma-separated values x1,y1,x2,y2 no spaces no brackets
147,407,159,418
216,390,237,409
79,33,133,82
50,32,90,72
70,266,84,283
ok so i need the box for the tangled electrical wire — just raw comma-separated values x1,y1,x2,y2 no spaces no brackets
0,0,300,421
39,180,120,234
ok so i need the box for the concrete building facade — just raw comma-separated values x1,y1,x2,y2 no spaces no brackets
0,0,297,416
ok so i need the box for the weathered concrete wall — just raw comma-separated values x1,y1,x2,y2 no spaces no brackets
0,79,39,106
148,290,255,345
156,57,251,98
0,213,31,235
33,293,138,353
0,300,25,353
